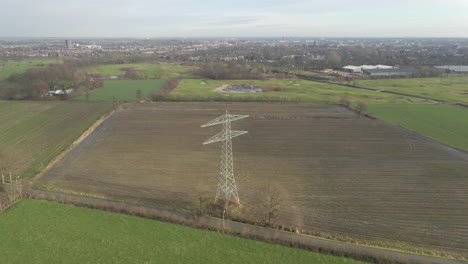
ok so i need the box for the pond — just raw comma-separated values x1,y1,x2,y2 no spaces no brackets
229,84,263,93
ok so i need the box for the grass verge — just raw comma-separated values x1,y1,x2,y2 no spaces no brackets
0,199,367,264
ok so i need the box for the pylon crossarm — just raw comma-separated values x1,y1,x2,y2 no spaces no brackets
203,130,248,145
201,114,249,127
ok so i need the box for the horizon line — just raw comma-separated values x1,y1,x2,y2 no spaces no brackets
1,36,468,40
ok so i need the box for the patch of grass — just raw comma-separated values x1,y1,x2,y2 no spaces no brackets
353,76,468,103
172,79,427,104
86,62,197,79
0,100,113,178
368,104,468,151
0,199,365,264
75,80,166,102
0,59,62,80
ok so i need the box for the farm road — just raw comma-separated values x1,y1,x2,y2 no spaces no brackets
30,189,467,264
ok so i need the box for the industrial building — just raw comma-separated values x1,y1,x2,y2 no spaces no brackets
362,68,417,76
435,65,468,74
341,65,394,73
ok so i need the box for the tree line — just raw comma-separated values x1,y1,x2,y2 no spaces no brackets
150,79,179,101
194,62,267,80
0,55,168,100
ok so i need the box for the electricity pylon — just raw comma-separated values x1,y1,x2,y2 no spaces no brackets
201,111,248,205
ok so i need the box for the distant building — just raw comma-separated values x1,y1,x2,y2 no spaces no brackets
435,65,468,74
362,68,417,76
341,65,394,73
65,40,73,49
80,44,102,50
53,89,75,95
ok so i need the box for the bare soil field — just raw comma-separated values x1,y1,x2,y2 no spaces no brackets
37,102,468,259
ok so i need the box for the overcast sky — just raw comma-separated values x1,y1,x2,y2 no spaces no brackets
1,0,467,38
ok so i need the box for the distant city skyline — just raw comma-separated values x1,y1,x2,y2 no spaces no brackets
1,0,467,38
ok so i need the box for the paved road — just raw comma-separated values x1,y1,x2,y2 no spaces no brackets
30,189,467,264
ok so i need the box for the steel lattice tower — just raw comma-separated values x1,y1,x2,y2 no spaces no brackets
201,111,248,204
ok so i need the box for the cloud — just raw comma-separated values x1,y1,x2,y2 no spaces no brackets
0,0,467,37
204,16,260,26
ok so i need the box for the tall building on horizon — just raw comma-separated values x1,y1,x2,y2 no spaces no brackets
65,40,72,49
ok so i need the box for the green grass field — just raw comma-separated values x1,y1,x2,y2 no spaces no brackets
0,199,365,264
353,76,468,103
75,80,165,102
368,104,468,151
0,59,61,80
0,101,113,178
87,62,197,79
172,79,427,104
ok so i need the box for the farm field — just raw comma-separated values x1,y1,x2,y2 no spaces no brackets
0,100,113,178
352,76,468,103
368,104,468,151
0,199,364,264
74,80,165,102
0,58,61,80
37,102,468,259
172,79,427,104
86,62,197,79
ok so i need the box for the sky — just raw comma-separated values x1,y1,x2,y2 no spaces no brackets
1,0,468,38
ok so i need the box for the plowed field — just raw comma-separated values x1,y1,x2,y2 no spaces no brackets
37,103,468,259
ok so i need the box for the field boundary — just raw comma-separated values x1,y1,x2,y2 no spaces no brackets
298,74,468,108
27,190,467,264
294,73,447,104
31,103,122,182
366,108,468,155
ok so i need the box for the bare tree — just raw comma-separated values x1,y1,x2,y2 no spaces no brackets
0,145,26,183
260,185,283,227
339,96,351,107
124,68,139,80
0,147,9,183
32,80,49,97
326,50,342,68
73,69,87,83
4,184,21,203
355,101,367,119
136,89,142,102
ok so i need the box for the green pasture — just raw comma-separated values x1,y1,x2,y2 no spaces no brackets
352,76,468,103
368,104,468,151
75,80,165,102
0,59,61,80
0,199,365,264
86,62,197,79
0,101,113,178
171,79,427,104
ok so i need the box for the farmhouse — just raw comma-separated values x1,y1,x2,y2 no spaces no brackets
362,68,417,76
45,88,75,96
54,89,74,95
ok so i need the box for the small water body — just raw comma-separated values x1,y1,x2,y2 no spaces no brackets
230,84,263,93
